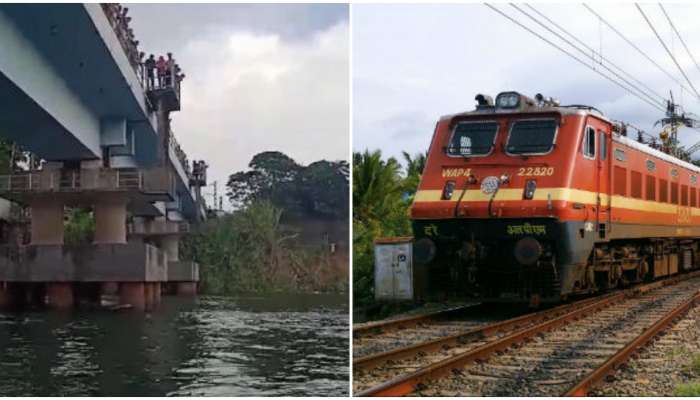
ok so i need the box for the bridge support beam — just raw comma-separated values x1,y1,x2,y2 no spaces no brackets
29,199,64,245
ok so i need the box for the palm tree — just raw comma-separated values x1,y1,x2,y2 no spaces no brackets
353,150,404,223
402,151,427,193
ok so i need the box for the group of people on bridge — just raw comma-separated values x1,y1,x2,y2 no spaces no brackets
102,4,185,92
143,53,185,91
102,4,142,75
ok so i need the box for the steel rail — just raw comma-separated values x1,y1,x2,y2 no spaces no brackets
355,271,700,397
353,304,478,338
355,292,626,397
354,292,617,370
564,289,700,396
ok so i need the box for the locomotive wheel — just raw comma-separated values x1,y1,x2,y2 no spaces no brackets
609,264,623,289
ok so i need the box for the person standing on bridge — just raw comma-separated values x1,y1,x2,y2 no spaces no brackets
145,54,156,89
165,53,175,87
156,55,167,88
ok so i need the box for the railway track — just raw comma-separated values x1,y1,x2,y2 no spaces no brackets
353,303,492,359
354,272,700,396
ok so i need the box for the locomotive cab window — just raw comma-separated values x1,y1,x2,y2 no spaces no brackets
447,121,499,156
505,119,557,155
599,131,607,160
583,126,596,159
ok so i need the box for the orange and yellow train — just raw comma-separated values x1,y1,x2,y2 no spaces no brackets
410,91,700,304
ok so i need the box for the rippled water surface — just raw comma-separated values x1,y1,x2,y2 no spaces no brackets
0,294,348,396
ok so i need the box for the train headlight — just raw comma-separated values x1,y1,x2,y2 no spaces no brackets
496,92,520,109
523,179,537,199
481,176,500,195
514,236,543,265
442,180,456,200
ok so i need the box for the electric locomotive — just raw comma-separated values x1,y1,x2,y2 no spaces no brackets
411,91,700,305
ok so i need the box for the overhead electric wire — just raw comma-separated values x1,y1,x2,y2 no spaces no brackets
484,3,665,113
635,3,700,100
658,4,700,78
511,3,666,109
582,3,698,101
523,3,666,105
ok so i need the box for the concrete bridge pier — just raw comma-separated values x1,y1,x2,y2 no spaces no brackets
160,234,198,296
120,282,146,311
0,282,23,309
27,199,75,310
29,199,64,245
47,282,74,310
93,195,128,244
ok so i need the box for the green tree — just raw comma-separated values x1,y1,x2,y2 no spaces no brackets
226,151,301,208
226,151,348,220
401,150,427,198
297,160,349,219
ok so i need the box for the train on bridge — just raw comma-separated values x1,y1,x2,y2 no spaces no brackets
409,91,700,305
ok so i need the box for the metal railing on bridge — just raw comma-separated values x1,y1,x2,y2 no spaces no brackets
0,168,176,195
128,218,190,236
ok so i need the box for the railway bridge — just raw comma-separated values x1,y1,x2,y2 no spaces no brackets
0,3,207,310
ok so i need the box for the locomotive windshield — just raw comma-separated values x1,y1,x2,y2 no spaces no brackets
506,119,558,155
447,121,498,156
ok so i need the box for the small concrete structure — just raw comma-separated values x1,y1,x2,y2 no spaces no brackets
128,216,199,296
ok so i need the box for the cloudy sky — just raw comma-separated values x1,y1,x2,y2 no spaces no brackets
127,4,349,205
353,3,700,164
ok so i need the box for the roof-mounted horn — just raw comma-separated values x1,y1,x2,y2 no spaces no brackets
475,94,494,110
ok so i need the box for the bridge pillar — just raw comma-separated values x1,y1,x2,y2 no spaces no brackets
0,283,15,309
93,196,128,244
101,282,120,295
154,283,161,306
120,282,145,311
177,282,197,295
46,283,74,310
161,235,179,262
144,283,154,311
29,199,64,245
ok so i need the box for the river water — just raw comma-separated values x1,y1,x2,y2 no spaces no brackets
0,293,349,396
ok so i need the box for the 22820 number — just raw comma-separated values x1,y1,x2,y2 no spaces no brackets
517,167,554,176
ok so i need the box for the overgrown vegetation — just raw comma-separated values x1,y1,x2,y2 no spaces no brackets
353,149,426,308
691,354,700,375
184,151,349,295
183,201,343,294
674,382,700,396
64,208,95,245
